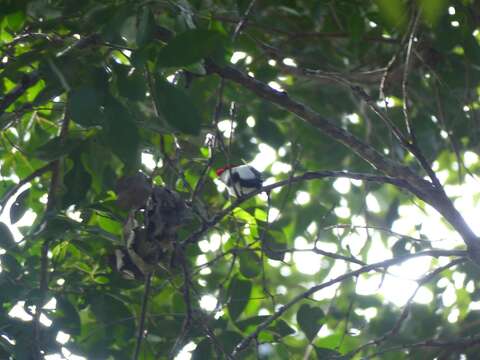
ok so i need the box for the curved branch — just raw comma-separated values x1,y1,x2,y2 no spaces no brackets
205,61,480,264
183,170,413,245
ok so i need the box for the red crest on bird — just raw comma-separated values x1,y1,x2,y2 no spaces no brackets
215,165,237,177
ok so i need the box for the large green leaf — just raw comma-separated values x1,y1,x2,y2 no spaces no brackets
63,151,92,206
157,29,225,67
239,251,261,278
114,65,147,101
263,230,287,261
228,275,252,321
314,347,342,359
268,319,295,340
296,303,325,342
33,136,84,161
102,98,140,168
68,86,103,127
53,296,81,336
154,77,202,134
191,338,213,360
136,6,155,47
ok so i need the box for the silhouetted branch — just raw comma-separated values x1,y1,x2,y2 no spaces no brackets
231,251,467,356
133,273,153,360
0,72,40,118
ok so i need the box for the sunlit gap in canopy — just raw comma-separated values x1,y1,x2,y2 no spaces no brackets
285,150,479,312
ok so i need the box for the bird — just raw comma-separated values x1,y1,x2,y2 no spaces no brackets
216,164,263,197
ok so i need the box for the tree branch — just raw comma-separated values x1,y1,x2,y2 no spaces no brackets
183,170,418,246
133,272,152,360
205,61,480,265
231,251,467,356
348,257,466,357
0,72,40,118
32,107,70,359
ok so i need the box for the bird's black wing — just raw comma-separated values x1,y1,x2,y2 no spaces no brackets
249,167,264,181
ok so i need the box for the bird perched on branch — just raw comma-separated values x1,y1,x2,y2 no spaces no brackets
216,164,263,197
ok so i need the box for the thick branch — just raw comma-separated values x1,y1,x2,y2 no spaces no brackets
206,62,433,193
206,61,480,264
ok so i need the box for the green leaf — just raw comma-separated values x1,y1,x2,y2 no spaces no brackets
54,296,81,335
154,77,202,134
88,293,135,341
63,152,92,206
239,251,261,278
102,98,140,168
136,6,155,47
1,253,21,277
0,222,15,249
68,86,103,127
157,29,225,67
5,11,26,32
268,320,295,339
217,331,243,354
263,230,287,261
115,67,147,101
392,238,410,257
297,303,325,342
228,275,252,321
254,208,267,222
34,136,84,161
418,0,448,27
191,338,213,360
375,0,407,29
314,347,342,359
10,189,30,224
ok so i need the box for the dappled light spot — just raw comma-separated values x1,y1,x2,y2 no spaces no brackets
174,341,196,360
333,178,351,194
294,191,310,205
246,115,256,127
8,301,33,321
230,51,246,64
366,193,381,213
199,295,217,312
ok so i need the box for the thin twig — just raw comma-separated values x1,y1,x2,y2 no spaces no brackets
133,272,153,360
232,0,257,41
401,11,420,139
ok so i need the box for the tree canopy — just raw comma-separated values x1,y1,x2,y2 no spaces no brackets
1,0,480,359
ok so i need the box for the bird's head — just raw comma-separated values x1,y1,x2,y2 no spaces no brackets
215,164,236,177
